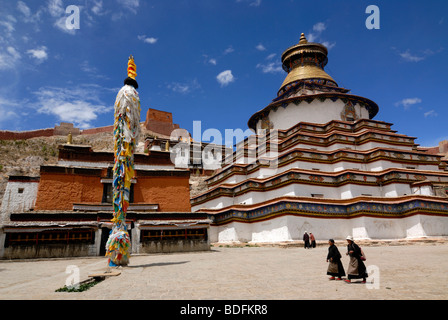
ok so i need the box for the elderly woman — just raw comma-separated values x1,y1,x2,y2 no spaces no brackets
326,239,345,280
345,236,368,283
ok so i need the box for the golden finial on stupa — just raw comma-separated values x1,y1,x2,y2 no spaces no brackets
299,33,308,44
127,55,137,80
67,132,72,145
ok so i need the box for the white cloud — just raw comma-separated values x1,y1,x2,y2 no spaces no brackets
27,46,48,63
307,22,336,50
167,79,200,94
15,2,43,25
223,46,235,55
47,0,65,17
216,70,235,87
202,54,217,66
236,0,262,7
17,1,31,17
118,0,140,14
0,97,20,125
0,15,17,37
266,53,276,60
138,35,158,44
424,110,438,118
80,60,109,80
91,0,104,15
395,97,422,109
256,43,266,51
322,41,336,50
0,46,21,70
257,61,283,74
34,85,112,129
313,22,326,33
399,50,425,62
393,46,442,63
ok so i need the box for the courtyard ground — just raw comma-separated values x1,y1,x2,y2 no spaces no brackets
0,240,447,302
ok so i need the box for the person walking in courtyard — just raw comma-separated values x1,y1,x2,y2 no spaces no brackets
303,231,310,249
326,239,345,280
345,236,368,283
310,232,316,248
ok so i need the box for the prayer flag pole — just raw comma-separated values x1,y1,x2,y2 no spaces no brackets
105,56,141,267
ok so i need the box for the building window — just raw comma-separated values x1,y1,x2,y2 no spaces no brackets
102,183,113,203
102,183,134,204
4,230,95,247
18,188,24,194
140,228,208,242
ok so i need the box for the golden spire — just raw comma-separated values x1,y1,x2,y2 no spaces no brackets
299,33,308,44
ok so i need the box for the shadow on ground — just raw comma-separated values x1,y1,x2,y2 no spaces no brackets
127,261,189,269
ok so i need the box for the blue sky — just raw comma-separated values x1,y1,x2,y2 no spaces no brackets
0,0,447,147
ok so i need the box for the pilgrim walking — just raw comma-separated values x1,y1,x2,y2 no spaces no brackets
345,236,368,283
303,231,310,249
326,239,345,280
310,232,316,248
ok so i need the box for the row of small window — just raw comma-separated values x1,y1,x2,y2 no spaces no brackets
4,230,95,247
141,229,208,242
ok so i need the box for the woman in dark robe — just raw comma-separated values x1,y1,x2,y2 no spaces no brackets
326,239,345,280
345,236,368,283
303,231,310,249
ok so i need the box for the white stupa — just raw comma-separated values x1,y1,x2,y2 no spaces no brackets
191,34,448,243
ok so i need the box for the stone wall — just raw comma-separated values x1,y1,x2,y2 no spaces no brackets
138,239,210,254
2,243,97,260
81,125,114,135
0,128,55,140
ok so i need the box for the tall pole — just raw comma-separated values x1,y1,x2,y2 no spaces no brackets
105,56,141,267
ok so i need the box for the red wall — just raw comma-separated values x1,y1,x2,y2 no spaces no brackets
0,129,55,140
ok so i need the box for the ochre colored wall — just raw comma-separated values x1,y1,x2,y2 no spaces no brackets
34,173,103,211
133,176,191,212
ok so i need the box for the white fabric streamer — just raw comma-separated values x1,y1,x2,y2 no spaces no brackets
114,84,141,143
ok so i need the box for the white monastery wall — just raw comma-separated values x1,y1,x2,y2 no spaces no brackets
209,214,448,243
0,181,39,220
258,100,370,130
191,182,419,212
207,157,440,187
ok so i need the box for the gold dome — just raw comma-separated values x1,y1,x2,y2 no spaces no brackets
280,64,336,89
278,33,337,94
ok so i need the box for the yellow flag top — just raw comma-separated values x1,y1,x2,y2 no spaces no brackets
127,55,137,80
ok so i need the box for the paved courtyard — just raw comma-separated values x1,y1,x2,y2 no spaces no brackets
0,242,447,301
